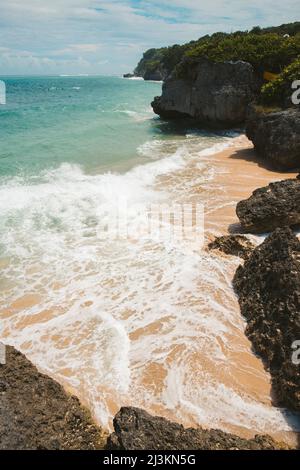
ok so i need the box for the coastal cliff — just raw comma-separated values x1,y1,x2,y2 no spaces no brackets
129,22,300,83
152,59,259,127
133,23,300,139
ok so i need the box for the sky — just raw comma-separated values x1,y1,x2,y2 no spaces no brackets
0,0,299,76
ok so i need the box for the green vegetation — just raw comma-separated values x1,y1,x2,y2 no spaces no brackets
260,57,300,106
185,33,300,74
134,45,188,79
134,22,300,80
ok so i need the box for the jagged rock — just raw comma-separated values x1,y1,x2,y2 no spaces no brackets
246,107,300,170
152,59,259,127
208,235,255,260
233,228,300,411
236,178,300,234
123,73,135,78
106,407,280,450
0,346,105,450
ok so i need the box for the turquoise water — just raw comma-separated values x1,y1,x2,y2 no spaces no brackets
3,76,295,440
0,76,163,178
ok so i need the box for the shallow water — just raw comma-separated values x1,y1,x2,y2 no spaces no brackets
0,76,299,445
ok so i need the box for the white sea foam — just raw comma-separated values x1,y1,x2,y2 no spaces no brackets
1,134,299,437
122,76,144,81
116,108,154,122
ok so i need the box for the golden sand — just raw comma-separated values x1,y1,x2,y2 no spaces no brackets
1,136,299,446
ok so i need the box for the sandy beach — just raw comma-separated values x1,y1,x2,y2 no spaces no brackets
1,134,299,447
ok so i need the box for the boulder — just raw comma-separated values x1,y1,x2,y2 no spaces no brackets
0,346,105,450
236,178,300,234
233,228,300,411
106,407,280,450
208,235,255,260
152,59,259,127
246,107,300,170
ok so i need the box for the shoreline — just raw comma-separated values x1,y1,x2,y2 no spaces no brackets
204,136,298,237
1,134,299,447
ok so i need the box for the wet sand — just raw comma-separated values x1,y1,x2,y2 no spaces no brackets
203,136,298,236
1,135,299,447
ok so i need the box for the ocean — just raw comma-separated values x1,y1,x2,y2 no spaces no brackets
0,76,298,442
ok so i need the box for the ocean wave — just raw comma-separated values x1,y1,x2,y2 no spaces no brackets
1,133,297,438
116,108,154,122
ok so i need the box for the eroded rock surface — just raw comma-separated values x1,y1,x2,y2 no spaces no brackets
233,228,300,411
246,107,300,170
0,346,105,450
236,178,300,234
208,235,255,260
152,59,259,127
106,407,280,450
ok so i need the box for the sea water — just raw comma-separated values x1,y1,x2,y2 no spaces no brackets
0,76,299,443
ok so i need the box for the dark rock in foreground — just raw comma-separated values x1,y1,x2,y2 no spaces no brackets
208,235,255,260
123,73,136,79
246,107,300,170
106,407,280,450
233,228,300,411
236,178,300,234
152,59,259,128
0,346,105,450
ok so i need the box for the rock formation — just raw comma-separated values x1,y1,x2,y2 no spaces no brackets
236,177,300,234
233,228,300,411
208,235,255,260
106,407,281,450
0,346,106,450
246,107,300,170
152,59,260,127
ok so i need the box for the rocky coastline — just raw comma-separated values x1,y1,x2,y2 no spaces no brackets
2,23,300,451
236,177,300,234
246,107,300,170
2,161,300,449
0,349,288,450
233,228,300,412
152,59,260,127
0,346,107,450
106,407,283,450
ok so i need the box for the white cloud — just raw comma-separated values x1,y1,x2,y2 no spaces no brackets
0,0,299,75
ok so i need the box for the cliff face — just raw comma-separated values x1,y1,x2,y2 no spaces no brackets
133,47,172,81
152,59,260,127
233,228,300,412
246,107,300,170
140,66,167,81
0,346,106,450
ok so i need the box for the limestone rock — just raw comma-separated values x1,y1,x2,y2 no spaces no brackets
152,59,259,127
236,178,300,234
233,228,300,411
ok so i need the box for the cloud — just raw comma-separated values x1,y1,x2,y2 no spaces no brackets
0,0,299,75
52,43,103,57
